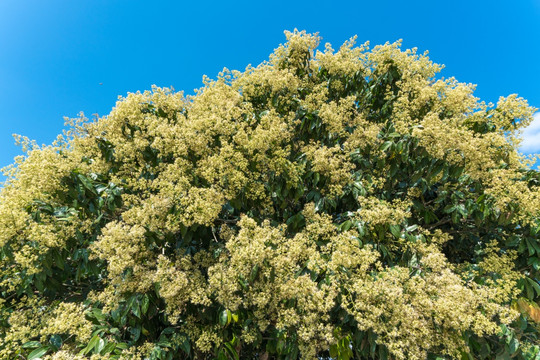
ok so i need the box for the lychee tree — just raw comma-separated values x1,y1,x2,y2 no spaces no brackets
1,30,539,360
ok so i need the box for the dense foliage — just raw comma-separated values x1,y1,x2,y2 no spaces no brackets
1,30,540,359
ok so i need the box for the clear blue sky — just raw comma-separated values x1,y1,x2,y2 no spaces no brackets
1,0,539,174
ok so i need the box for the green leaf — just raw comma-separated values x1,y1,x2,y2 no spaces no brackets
101,342,116,354
509,337,519,354
22,341,41,349
52,250,65,270
157,335,172,348
116,342,128,350
405,224,418,232
527,277,540,297
528,257,540,271
527,239,536,256
81,334,100,355
77,174,97,195
389,224,401,238
49,335,62,350
219,309,231,327
141,294,150,315
330,344,338,358
130,326,141,342
531,239,540,254
28,346,49,360
217,349,227,360
526,279,535,300
224,342,239,360
131,299,141,318
379,141,392,151
179,337,191,355
95,338,106,354
142,327,150,337
340,220,353,231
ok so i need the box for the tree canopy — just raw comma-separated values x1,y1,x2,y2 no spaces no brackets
1,30,540,360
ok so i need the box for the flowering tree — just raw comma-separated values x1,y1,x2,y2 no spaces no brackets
1,30,539,360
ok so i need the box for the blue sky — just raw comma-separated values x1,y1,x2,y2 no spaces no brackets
1,0,539,175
